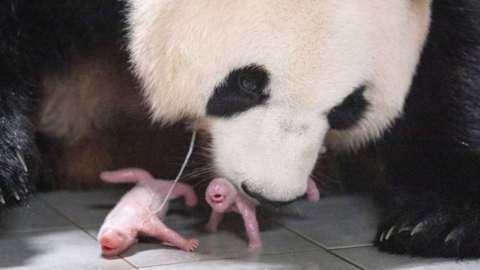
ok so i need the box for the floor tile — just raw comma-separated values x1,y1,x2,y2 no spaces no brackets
0,227,134,270
38,189,130,227
0,197,74,233
139,250,360,270
38,189,198,228
272,196,380,249
333,246,480,270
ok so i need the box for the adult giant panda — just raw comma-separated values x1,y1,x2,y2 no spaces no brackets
126,0,480,258
1,0,479,258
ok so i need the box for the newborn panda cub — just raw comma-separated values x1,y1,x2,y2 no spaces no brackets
205,178,319,248
97,168,199,256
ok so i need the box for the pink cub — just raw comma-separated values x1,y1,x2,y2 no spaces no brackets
97,168,199,256
204,178,262,248
204,178,320,248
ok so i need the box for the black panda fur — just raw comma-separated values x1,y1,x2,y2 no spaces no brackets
376,0,480,258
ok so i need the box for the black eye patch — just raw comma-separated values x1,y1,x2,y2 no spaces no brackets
207,65,270,118
327,85,369,130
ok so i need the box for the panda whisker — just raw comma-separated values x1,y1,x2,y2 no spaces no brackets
191,177,215,188
180,167,214,180
196,145,213,155
309,174,321,184
179,165,216,182
190,151,212,160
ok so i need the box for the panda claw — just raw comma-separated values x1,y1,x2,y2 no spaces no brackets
379,231,386,242
13,192,20,201
0,195,5,205
398,225,413,233
445,228,461,243
411,221,426,236
14,149,28,173
385,226,395,240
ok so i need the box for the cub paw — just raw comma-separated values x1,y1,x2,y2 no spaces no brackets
181,238,199,252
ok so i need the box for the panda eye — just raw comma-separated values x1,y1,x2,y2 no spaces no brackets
207,65,270,118
236,67,269,95
238,72,261,93
327,85,369,130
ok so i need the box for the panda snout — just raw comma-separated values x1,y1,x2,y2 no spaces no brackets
240,183,300,206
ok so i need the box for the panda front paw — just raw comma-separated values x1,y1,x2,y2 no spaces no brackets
375,194,480,258
0,147,37,207
0,126,39,207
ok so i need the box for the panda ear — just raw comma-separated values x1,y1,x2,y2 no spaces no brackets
327,85,369,130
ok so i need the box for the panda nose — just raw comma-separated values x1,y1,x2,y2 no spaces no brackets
241,183,299,206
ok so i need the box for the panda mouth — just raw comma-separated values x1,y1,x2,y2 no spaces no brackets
240,183,299,206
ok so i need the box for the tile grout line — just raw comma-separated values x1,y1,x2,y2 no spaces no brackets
329,244,374,250
271,217,368,270
37,196,140,270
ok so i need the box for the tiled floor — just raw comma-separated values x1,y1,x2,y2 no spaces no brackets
0,190,478,270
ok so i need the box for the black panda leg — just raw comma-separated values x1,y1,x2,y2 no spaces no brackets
375,130,480,258
375,192,480,258
0,86,39,206
375,141,480,258
374,0,480,258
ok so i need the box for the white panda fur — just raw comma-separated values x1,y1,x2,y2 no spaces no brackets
127,0,431,202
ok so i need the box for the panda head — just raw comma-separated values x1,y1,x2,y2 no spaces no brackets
127,0,431,204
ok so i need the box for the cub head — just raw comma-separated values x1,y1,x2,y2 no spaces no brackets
127,0,431,204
